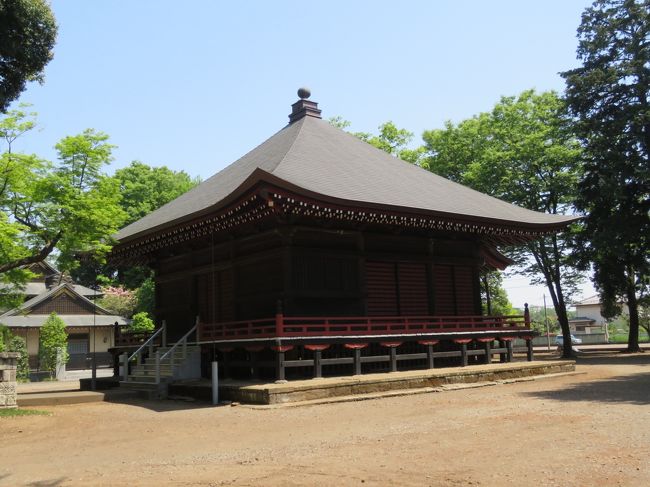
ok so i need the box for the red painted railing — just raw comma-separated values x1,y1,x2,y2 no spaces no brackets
198,314,529,341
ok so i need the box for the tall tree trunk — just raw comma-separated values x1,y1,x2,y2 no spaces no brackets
531,237,574,358
625,268,641,353
482,273,492,315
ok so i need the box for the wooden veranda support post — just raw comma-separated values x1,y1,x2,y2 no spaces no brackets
503,338,514,362
345,343,367,375
381,342,402,373
525,337,534,362
276,350,285,381
454,339,472,367
419,340,439,369
476,337,494,365
306,345,329,379
273,345,292,382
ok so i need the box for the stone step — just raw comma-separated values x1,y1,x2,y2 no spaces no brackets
125,375,164,383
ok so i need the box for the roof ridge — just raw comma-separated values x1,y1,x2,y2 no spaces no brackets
1,282,112,317
272,117,308,175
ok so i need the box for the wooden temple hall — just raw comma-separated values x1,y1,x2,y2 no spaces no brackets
111,89,575,382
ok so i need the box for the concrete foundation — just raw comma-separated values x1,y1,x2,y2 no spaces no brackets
172,360,576,405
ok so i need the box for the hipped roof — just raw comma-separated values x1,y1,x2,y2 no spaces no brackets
115,96,576,243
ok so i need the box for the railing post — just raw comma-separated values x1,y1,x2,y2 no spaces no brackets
524,303,530,328
389,347,397,372
155,350,160,384
314,349,322,378
275,304,284,337
121,352,129,381
353,348,362,375
276,350,285,381
162,320,167,347
426,344,434,369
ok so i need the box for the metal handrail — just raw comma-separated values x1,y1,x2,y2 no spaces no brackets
160,321,198,362
127,322,166,363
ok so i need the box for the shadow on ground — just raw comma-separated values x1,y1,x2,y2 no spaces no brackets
26,477,68,487
105,392,216,413
524,352,650,405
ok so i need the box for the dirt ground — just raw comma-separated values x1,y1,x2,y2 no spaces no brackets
3,352,649,487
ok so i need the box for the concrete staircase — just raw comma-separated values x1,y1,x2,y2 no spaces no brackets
120,346,201,400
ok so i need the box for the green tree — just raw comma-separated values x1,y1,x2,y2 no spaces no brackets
38,312,68,376
0,108,125,279
71,161,199,289
480,270,514,316
0,0,57,112
9,334,29,380
135,277,155,316
328,117,423,164
561,0,650,352
422,90,584,358
114,161,200,226
128,311,154,333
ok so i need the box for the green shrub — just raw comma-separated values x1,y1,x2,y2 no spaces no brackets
8,335,29,380
39,312,69,376
128,312,154,333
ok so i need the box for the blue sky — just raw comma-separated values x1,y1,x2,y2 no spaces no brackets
10,0,597,306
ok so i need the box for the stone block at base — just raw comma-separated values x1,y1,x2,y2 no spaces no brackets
218,360,576,405
0,352,19,409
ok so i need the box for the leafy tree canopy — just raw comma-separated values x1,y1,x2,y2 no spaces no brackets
0,108,126,282
480,270,514,316
128,311,154,333
0,0,57,112
113,161,200,227
328,117,423,164
421,90,584,357
562,0,649,351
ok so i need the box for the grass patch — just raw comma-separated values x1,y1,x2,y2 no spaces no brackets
609,334,650,344
0,408,49,417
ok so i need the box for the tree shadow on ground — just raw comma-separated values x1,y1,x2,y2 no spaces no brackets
26,477,68,486
524,353,650,405
574,352,649,366
106,394,218,413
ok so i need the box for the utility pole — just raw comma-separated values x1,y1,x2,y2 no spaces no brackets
543,294,550,351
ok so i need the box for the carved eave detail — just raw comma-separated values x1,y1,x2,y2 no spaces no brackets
111,184,562,265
